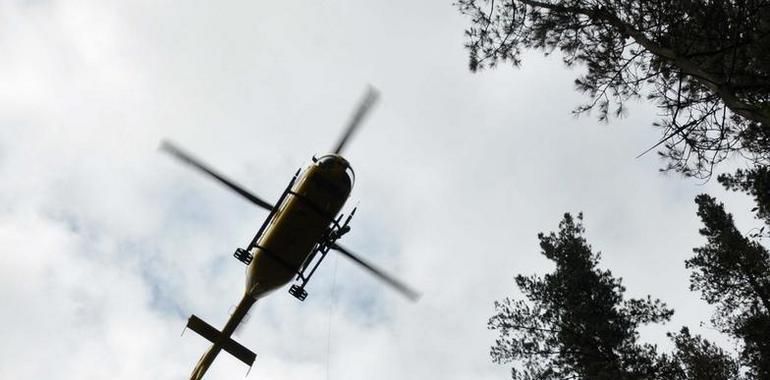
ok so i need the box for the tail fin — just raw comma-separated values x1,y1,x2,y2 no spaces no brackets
186,315,257,367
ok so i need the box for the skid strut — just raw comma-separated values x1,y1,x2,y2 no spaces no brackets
288,207,356,301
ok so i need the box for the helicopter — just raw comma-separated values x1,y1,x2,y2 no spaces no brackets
161,88,419,380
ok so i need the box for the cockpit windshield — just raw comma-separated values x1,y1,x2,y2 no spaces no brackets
315,154,355,185
316,155,341,167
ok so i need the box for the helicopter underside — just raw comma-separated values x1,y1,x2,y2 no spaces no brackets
244,157,353,299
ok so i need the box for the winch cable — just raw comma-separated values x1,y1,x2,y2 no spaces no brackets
326,253,339,380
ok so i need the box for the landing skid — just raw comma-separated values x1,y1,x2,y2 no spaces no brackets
287,208,356,301
288,285,308,301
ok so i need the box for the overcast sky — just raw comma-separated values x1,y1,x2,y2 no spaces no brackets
0,1,761,379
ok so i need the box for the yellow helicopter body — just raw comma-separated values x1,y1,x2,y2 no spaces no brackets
246,155,353,297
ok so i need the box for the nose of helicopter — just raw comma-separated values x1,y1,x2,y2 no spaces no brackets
315,154,354,180
313,154,355,194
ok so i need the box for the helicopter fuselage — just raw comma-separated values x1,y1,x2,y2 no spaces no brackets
245,154,354,299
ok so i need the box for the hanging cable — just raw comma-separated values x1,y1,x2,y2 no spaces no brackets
326,253,339,380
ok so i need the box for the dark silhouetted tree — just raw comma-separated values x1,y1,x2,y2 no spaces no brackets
690,168,770,378
457,0,770,178
657,327,741,380
488,213,674,379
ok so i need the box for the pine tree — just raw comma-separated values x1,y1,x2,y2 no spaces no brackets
489,213,673,379
657,327,741,380
690,167,770,378
457,0,770,178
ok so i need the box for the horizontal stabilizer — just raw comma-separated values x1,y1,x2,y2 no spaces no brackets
186,315,257,367
220,337,256,367
187,315,220,343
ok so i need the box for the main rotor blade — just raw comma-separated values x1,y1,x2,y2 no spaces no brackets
332,87,380,155
330,243,420,302
160,140,274,211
